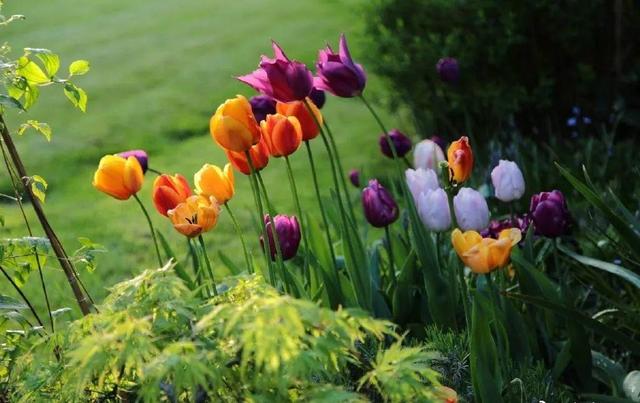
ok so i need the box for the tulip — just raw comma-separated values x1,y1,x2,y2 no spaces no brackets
225,135,270,175
260,113,303,157
248,95,276,123
453,187,489,231
362,179,399,228
447,136,473,183
168,195,220,238
93,155,144,200
260,214,301,261
237,41,313,103
451,228,521,273
491,160,525,202
481,215,531,239
210,95,261,152
309,88,326,109
430,135,447,153
117,149,148,173
379,129,412,158
414,139,445,171
314,33,367,97
349,169,361,188
276,99,323,141
405,168,439,202
436,57,459,83
152,174,192,216
194,163,234,204
417,188,451,232
530,190,571,238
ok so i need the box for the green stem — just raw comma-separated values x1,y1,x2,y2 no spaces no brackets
0,264,45,330
224,203,252,274
147,167,163,176
133,194,163,268
284,156,311,288
198,235,218,297
458,263,470,329
384,226,397,288
187,238,206,298
322,119,356,220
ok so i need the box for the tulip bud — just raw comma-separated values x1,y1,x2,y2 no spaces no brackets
168,195,220,238
260,214,301,261
249,95,276,123
405,168,439,202
276,99,323,141
414,139,445,171
436,57,459,83
379,129,412,158
451,228,521,274
530,190,571,238
349,169,360,188
481,215,531,239
93,155,144,201
309,88,326,109
117,150,148,174
417,188,451,232
260,113,303,157
491,160,525,202
447,136,473,183
313,34,367,98
210,95,261,152
362,179,399,228
152,174,192,216
194,163,234,204
453,187,489,231
226,135,270,175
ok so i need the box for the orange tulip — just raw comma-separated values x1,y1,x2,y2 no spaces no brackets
260,113,303,157
451,228,521,273
93,155,144,200
210,95,261,152
434,386,458,403
152,174,192,216
194,163,235,204
447,136,474,183
226,135,270,175
168,195,220,238
276,98,323,141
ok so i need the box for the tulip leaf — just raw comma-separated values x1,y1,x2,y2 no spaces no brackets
559,244,640,289
68,59,90,76
0,295,28,311
579,394,634,403
29,175,47,203
17,120,52,141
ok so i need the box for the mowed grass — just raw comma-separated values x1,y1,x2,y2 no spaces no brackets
1,0,403,314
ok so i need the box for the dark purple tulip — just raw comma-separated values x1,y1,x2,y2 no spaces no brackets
349,169,360,187
430,135,447,153
530,190,571,238
481,215,531,239
260,214,301,261
379,129,412,158
362,179,399,228
309,88,326,109
249,95,276,123
117,149,148,173
436,57,459,83
238,41,313,103
313,34,367,98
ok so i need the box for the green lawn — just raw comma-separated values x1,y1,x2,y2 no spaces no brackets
1,0,408,313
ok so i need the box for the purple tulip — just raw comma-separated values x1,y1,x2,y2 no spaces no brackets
309,88,326,109
481,215,531,239
238,41,314,103
117,149,148,173
349,169,361,187
362,179,399,228
313,34,367,98
260,214,301,261
436,57,459,83
379,129,412,159
530,190,571,238
249,95,276,123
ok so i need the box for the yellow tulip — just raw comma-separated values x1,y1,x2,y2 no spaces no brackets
93,155,144,200
451,228,521,273
209,95,261,152
168,195,220,238
194,163,235,204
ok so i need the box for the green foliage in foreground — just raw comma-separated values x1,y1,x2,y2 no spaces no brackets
1,264,443,402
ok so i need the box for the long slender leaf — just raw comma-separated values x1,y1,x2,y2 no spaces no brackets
559,244,640,288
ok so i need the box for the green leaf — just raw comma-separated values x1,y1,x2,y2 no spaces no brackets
28,49,60,77
68,59,90,76
63,82,88,112
0,94,24,111
0,295,28,311
29,175,47,203
559,244,640,289
17,120,52,142
16,56,50,84
156,230,194,289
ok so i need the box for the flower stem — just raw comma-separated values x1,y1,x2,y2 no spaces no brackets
384,226,397,289
224,203,252,274
133,194,163,268
322,119,356,220
187,238,207,298
198,235,218,297
284,156,311,288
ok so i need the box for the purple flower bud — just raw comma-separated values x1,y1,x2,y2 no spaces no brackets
117,149,148,173
379,129,412,158
481,215,531,239
238,41,313,103
530,190,571,238
349,169,361,188
436,57,459,83
260,214,301,261
313,34,367,98
362,179,399,228
309,88,326,109
249,95,276,123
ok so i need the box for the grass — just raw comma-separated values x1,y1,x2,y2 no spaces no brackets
0,0,407,314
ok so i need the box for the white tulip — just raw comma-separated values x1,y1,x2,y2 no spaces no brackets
405,168,439,202
491,160,525,202
417,188,451,232
413,139,445,171
453,187,490,231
